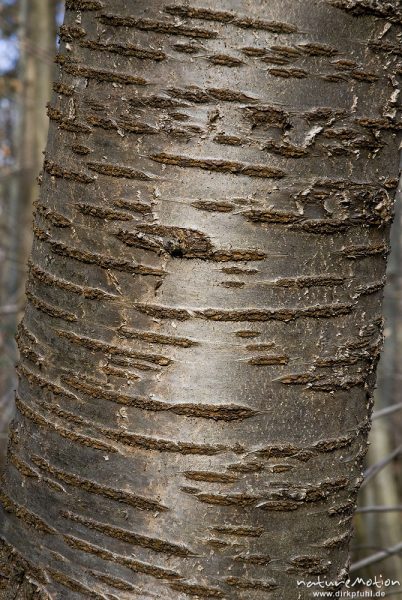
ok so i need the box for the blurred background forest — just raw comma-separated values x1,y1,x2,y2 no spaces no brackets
0,0,401,589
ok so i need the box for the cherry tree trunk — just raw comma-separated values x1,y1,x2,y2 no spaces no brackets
1,0,401,598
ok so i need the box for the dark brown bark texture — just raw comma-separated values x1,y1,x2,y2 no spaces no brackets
1,0,401,598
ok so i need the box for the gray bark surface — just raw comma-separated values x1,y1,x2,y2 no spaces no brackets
1,1,401,598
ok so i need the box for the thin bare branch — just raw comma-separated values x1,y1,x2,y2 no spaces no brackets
361,444,402,488
373,402,402,420
356,506,402,514
350,541,402,573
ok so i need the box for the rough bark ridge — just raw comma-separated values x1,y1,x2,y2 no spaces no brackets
1,0,401,598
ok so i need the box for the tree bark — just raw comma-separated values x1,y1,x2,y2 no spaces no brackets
1,1,401,598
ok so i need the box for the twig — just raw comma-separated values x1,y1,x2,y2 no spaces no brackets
356,506,402,514
361,444,402,488
373,402,402,420
350,540,402,572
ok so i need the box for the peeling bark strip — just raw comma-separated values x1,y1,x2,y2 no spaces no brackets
65,0,103,9
164,5,298,33
1,1,401,599
149,152,285,178
79,39,167,61
116,224,266,261
328,0,402,23
60,370,258,421
134,301,354,322
56,55,149,86
62,510,195,556
31,454,167,512
99,13,218,39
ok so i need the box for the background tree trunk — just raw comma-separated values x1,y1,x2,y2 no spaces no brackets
0,0,55,466
1,1,401,598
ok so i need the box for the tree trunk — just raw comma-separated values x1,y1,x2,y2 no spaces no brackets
0,0,55,460
1,1,401,598
17,0,55,307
